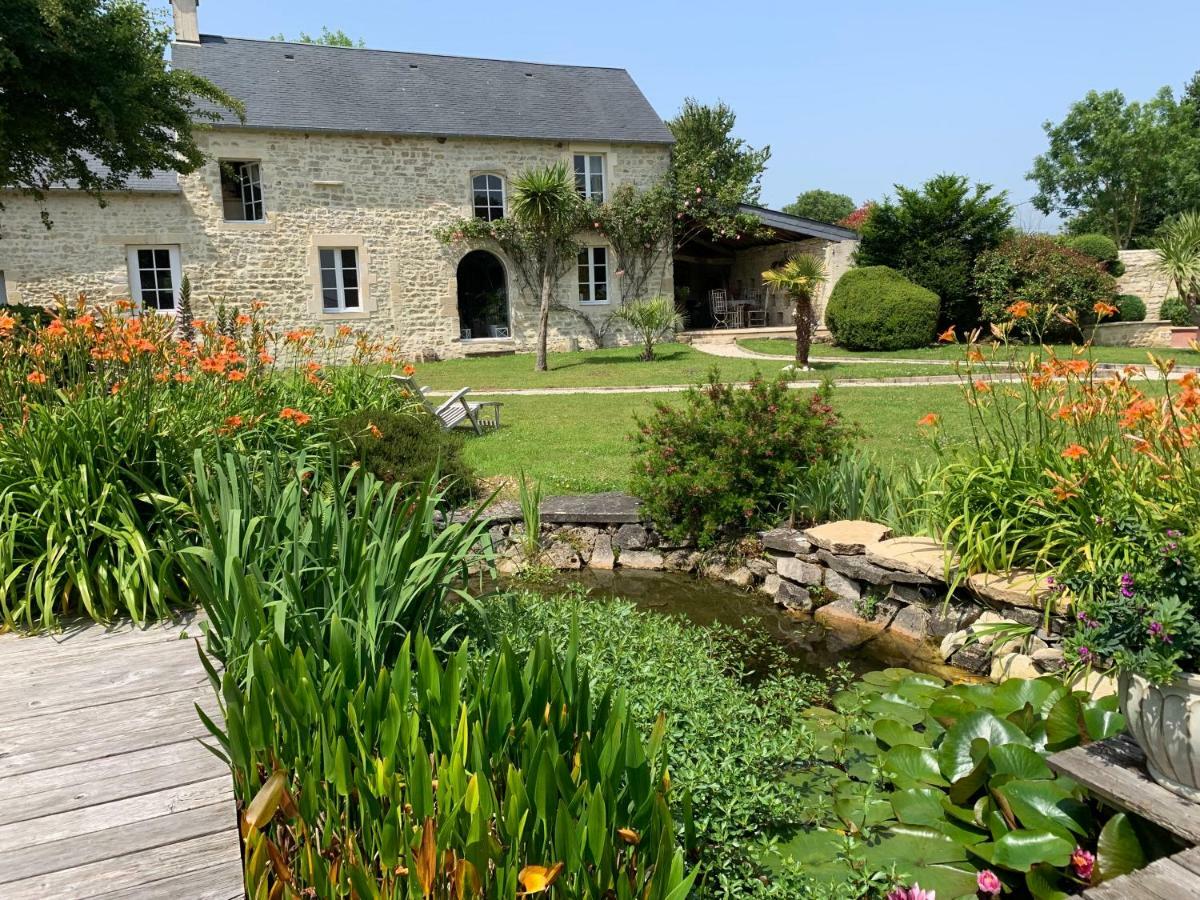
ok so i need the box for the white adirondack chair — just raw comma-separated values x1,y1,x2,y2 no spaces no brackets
390,375,501,434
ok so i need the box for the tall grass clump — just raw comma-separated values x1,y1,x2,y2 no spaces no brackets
0,297,412,629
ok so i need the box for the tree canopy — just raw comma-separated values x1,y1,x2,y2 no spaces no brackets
666,98,770,247
1028,87,1200,247
855,174,1012,328
269,26,365,47
782,189,857,224
0,0,242,224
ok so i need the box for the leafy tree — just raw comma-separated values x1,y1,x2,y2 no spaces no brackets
855,174,1012,328
586,184,674,303
761,255,827,368
667,99,770,247
1029,88,1200,247
0,0,242,226
1184,69,1200,127
782,189,856,224
269,26,365,47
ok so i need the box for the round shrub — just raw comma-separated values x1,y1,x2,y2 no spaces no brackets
1064,233,1119,267
337,408,476,507
975,236,1117,341
824,266,941,351
1162,296,1196,327
1115,294,1146,322
630,371,851,547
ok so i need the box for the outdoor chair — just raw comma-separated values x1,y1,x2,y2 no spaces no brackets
389,375,502,434
709,289,731,328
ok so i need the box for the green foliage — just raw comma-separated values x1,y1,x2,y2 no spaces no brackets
1062,528,1200,684
1029,88,1200,247
762,254,828,366
825,266,941,351
782,190,857,225
0,0,242,223
667,98,771,247
785,669,1141,897
181,451,488,677
268,26,365,46
336,408,476,508
205,627,696,899
855,174,1012,327
611,296,685,361
975,235,1117,340
586,183,675,303
1114,294,1147,322
485,590,850,897
517,471,543,559
1154,210,1200,323
630,370,851,547
1064,233,1120,269
1162,295,1195,326
780,451,935,536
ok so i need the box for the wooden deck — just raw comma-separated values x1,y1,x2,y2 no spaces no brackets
0,615,243,899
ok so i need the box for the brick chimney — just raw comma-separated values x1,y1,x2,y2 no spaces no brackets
172,0,200,44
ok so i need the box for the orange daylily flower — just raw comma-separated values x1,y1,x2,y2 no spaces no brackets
227,369,246,382
1093,301,1119,318
0,314,17,333
966,349,984,363
26,371,48,385
917,413,940,427
937,326,957,343
517,863,564,895
402,363,416,376
367,423,383,439
1006,300,1033,319
973,380,991,393
1061,444,1089,459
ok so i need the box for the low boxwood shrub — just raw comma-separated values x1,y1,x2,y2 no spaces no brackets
825,266,941,351
337,408,476,507
1162,295,1196,326
1114,293,1146,322
1064,233,1119,268
975,236,1117,341
630,370,852,547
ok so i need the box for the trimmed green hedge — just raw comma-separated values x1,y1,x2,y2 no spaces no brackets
1162,296,1196,327
1115,294,1146,322
825,266,941,351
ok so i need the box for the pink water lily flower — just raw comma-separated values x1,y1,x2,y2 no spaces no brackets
1071,847,1096,882
886,885,935,900
977,869,1001,895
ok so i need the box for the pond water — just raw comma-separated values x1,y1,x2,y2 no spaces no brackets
512,568,971,682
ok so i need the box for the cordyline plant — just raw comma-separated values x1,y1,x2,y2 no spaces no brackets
201,627,697,899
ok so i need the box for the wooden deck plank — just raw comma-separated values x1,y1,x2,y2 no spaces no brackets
1048,736,1200,844
0,617,242,898
1085,853,1200,899
3,830,241,900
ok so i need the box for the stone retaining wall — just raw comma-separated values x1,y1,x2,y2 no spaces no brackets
474,496,1115,695
1090,320,1174,348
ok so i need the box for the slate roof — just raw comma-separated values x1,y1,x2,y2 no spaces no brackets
48,156,180,193
171,35,674,145
739,205,859,243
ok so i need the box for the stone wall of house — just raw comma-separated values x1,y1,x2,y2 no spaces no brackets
1117,249,1172,319
0,130,673,359
727,237,858,327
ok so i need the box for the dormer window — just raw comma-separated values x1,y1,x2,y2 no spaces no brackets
573,154,606,202
219,160,265,221
472,174,505,221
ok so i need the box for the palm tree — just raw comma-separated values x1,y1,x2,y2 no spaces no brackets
612,296,685,361
1155,211,1200,325
762,254,828,369
510,163,582,371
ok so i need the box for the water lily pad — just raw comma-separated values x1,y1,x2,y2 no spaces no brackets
939,710,1030,781
990,743,1052,780
993,676,1068,717
991,829,1073,872
995,780,1090,840
883,745,949,787
1097,812,1146,882
874,717,929,748
865,696,926,726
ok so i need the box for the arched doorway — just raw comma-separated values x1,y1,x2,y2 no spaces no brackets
456,250,509,340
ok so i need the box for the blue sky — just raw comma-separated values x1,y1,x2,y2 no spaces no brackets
170,1,1200,229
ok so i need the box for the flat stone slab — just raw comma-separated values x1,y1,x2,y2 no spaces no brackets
866,537,956,581
777,556,823,586
616,549,664,570
540,492,643,525
451,499,521,524
760,528,813,555
802,520,893,555
968,569,1065,614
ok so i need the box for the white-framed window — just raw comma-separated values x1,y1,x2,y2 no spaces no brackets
126,246,181,312
578,246,609,304
574,153,606,202
472,173,505,221
219,160,265,221
319,248,361,312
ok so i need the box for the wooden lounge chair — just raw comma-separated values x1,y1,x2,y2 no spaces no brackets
389,375,501,434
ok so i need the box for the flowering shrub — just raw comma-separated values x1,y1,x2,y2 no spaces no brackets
975,236,1117,341
630,370,851,546
0,296,411,628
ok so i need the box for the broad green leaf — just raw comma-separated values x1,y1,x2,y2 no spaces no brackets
993,677,1068,717
883,745,949,786
891,787,946,826
990,743,1053,780
1083,704,1125,742
996,780,1090,840
939,710,1030,781
1026,864,1071,900
1096,812,1146,882
865,696,926,726
928,694,976,728
1044,694,1088,749
874,717,929,748
991,829,1073,872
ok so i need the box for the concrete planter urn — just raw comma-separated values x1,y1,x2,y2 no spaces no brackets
1120,670,1200,802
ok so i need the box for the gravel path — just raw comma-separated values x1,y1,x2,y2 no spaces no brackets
688,338,958,366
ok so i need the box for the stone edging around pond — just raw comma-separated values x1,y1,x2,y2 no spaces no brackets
465,494,1115,696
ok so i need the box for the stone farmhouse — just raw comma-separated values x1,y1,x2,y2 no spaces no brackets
0,0,858,358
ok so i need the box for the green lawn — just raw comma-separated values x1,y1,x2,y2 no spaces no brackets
463,384,971,494
415,344,959,391
738,337,1200,367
